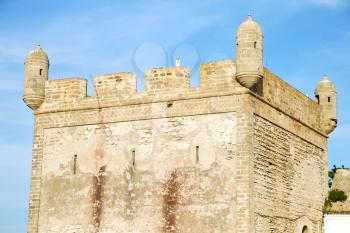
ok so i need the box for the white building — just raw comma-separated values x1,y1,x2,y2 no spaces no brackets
324,169,350,233
324,214,350,233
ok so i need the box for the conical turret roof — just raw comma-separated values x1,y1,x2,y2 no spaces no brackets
315,75,336,94
237,14,262,35
25,44,49,63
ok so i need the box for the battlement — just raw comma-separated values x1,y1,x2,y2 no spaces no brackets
199,59,237,89
35,60,325,135
144,66,190,92
93,72,136,98
45,78,87,103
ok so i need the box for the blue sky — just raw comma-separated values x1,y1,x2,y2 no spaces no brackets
0,0,349,231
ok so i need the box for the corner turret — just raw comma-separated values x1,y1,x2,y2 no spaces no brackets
23,44,49,110
235,14,263,89
315,75,337,134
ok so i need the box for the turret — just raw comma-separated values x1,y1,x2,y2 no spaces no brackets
315,75,337,134
23,44,49,110
235,14,263,89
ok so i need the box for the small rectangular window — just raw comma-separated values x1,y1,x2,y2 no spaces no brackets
196,146,199,163
328,97,331,102
132,149,136,167
254,42,257,48
73,154,77,175
39,69,43,75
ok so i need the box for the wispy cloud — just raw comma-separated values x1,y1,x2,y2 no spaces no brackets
256,0,347,10
0,0,225,83
309,0,346,7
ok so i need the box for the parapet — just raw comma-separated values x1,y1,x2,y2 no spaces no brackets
45,78,87,103
199,60,237,89
261,69,321,131
144,66,190,92
31,59,325,136
93,72,136,98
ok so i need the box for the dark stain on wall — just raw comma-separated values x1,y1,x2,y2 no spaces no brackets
92,113,107,233
162,170,182,233
92,165,106,232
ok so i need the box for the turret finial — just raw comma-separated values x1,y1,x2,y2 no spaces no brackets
175,57,181,67
322,74,329,80
247,13,253,20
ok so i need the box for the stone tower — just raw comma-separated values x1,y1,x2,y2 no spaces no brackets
23,16,336,233
315,75,337,134
23,44,49,110
235,14,263,89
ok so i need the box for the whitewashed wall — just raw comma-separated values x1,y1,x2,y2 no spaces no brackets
324,215,350,233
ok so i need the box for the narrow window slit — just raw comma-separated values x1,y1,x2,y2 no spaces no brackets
132,149,136,168
196,146,199,163
328,97,331,102
39,69,43,75
254,42,257,48
73,154,77,175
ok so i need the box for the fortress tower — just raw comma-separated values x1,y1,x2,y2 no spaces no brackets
23,16,336,233
315,75,337,134
235,14,263,89
23,44,49,110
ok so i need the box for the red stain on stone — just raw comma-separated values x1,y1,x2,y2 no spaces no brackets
92,165,106,232
91,112,106,233
162,170,181,233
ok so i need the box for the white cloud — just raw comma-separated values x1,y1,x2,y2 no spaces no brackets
309,0,346,7
256,0,347,9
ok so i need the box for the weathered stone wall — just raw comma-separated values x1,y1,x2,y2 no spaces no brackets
262,69,321,132
253,116,326,233
38,112,237,233
25,60,329,233
27,92,254,233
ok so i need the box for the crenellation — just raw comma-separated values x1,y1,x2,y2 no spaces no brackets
199,59,237,89
93,72,136,99
144,66,190,92
44,78,87,103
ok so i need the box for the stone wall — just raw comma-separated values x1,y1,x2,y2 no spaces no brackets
38,113,237,233
25,60,328,233
253,116,326,233
28,92,254,233
262,69,321,131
